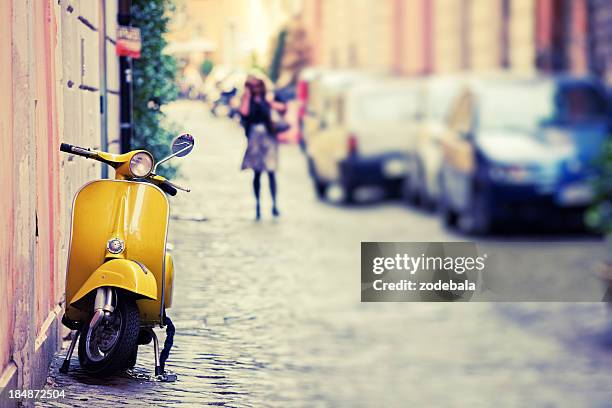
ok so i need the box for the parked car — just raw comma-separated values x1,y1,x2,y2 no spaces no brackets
307,78,420,202
202,65,233,103
265,85,300,144
296,67,326,149
210,70,246,118
438,75,610,234
301,70,375,150
402,76,464,209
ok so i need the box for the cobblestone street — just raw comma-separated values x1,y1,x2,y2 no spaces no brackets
42,101,612,407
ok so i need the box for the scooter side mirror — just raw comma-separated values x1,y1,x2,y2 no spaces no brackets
153,133,195,172
171,133,195,157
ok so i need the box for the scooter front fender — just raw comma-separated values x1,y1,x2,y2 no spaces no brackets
69,259,158,305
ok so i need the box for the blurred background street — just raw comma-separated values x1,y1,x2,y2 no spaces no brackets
1,0,609,406
43,100,612,407
170,0,612,238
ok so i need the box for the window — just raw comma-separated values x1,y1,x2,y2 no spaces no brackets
478,83,554,132
556,85,607,124
355,92,417,123
478,81,608,132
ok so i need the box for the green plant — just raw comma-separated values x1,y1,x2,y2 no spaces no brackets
267,18,310,87
268,28,287,83
587,138,612,235
131,0,179,178
200,59,214,77
277,18,310,86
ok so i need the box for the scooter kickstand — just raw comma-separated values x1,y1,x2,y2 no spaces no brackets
149,328,177,382
149,328,162,376
59,330,80,374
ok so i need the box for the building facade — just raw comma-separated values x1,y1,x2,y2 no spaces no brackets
167,0,299,69
0,1,120,404
300,0,610,83
590,0,612,84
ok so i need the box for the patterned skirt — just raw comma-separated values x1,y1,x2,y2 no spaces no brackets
241,124,278,172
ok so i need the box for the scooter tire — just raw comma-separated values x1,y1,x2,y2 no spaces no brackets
78,296,140,377
126,346,138,369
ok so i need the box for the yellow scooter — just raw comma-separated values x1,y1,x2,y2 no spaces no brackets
58,134,194,378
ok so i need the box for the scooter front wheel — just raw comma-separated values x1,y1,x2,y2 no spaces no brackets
78,295,140,377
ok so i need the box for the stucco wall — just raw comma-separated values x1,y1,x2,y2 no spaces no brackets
0,0,16,389
509,0,537,74
301,0,584,77
0,1,120,405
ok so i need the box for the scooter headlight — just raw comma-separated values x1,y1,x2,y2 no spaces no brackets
107,238,125,254
130,152,153,178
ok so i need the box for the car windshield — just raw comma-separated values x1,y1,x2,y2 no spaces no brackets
479,81,608,132
356,92,417,123
479,83,555,132
426,82,461,121
555,84,608,124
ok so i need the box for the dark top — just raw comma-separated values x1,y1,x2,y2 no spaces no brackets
241,98,273,136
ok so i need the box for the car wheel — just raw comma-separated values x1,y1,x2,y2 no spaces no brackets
402,165,421,206
315,179,329,200
438,176,458,227
342,184,356,204
417,166,436,211
458,187,492,235
439,193,458,227
307,158,328,200
386,179,403,199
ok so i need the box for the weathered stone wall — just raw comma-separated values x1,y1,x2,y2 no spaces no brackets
0,1,120,406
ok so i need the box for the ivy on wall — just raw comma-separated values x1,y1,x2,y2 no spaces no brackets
268,29,287,84
587,138,612,236
131,0,179,178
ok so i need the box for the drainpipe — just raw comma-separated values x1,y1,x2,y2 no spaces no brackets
423,0,434,75
500,0,510,70
461,0,472,71
118,0,133,153
99,0,109,178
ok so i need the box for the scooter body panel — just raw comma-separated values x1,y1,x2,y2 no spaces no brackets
69,259,158,305
164,253,175,308
65,179,169,326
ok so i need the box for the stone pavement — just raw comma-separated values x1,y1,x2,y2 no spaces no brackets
40,101,612,407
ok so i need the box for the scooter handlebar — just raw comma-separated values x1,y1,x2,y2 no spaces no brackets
60,142,96,158
61,146,181,197
158,180,178,196
60,143,74,153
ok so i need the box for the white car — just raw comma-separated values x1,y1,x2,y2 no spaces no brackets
307,78,420,202
403,76,465,209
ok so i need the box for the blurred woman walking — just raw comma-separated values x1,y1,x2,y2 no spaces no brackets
239,75,287,220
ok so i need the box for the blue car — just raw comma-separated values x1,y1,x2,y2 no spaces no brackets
438,76,610,234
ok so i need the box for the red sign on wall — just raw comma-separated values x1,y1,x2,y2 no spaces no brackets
116,25,142,59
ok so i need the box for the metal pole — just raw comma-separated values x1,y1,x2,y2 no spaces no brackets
99,0,109,178
118,0,133,153
59,330,80,374
150,328,161,376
